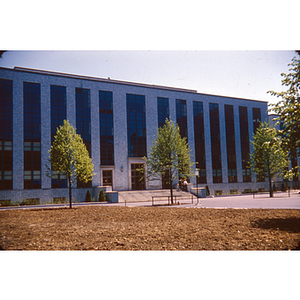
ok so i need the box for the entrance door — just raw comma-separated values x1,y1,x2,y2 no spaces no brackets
131,164,145,190
102,170,113,188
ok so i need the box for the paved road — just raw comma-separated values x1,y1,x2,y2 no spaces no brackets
1,191,299,210
185,192,300,209
120,192,300,209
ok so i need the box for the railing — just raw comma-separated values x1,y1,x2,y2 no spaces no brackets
151,194,195,206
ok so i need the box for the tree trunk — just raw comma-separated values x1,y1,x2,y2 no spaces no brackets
267,159,273,198
170,184,173,205
169,168,173,204
268,176,273,198
68,175,72,208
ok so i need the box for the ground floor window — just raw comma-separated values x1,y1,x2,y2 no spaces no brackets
102,170,113,187
131,163,145,190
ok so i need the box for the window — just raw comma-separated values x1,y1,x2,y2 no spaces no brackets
225,105,237,182
76,87,92,188
209,103,222,183
76,87,91,153
252,107,261,133
51,85,67,188
99,91,114,165
127,94,146,157
51,85,66,139
157,97,169,128
131,164,145,190
33,142,40,151
193,101,206,183
23,82,41,189
102,170,113,187
176,99,187,140
0,79,13,190
3,171,12,180
239,106,251,182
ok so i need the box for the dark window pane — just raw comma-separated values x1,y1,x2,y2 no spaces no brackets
225,105,237,182
176,99,188,141
209,103,222,183
127,94,146,157
239,106,251,182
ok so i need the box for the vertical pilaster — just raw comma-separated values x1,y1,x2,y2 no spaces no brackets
187,98,196,185
41,82,51,188
90,88,100,187
203,100,213,184
113,89,128,190
219,104,228,183
12,76,23,190
235,105,243,183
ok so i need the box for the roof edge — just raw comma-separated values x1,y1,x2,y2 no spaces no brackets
0,66,268,102
12,66,198,94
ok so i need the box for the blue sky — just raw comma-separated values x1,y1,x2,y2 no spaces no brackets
2,2,299,105
0,50,296,103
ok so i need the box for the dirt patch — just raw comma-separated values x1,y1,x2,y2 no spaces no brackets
0,206,299,250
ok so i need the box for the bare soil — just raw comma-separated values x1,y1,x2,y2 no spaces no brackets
0,206,299,250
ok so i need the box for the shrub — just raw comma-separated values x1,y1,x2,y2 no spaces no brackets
53,197,66,204
19,198,40,206
205,185,210,196
281,183,286,192
273,183,277,192
0,200,11,207
98,190,107,202
85,190,92,202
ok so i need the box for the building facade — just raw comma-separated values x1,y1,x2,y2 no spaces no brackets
0,66,269,203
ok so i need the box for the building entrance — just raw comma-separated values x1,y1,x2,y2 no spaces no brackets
102,170,113,188
131,164,145,190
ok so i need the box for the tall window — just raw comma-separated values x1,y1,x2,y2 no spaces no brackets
51,85,67,188
193,101,206,183
0,79,13,190
209,103,222,183
252,107,261,133
23,82,41,189
176,99,187,140
127,94,146,157
76,87,91,187
157,97,169,128
252,107,264,182
239,106,251,182
99,90,114,165
225,105,237,183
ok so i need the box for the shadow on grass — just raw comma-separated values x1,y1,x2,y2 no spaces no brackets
251,217,300,233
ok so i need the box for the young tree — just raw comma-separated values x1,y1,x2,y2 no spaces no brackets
142,119,194,204
47,120,94,208
268,52,300,180
249,121,290,197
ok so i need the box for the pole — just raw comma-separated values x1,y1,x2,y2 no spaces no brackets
197,175,199,204
195,168,199,205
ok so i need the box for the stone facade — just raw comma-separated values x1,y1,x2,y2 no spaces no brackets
0,66,269,203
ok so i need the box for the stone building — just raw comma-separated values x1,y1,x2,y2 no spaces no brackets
0,66,268,203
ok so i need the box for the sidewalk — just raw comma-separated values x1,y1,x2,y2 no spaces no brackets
1,191,299,210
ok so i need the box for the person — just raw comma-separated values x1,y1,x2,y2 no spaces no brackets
178,179,182,191
183,179,187,191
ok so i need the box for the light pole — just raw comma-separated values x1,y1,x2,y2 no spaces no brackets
195,168,199,205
